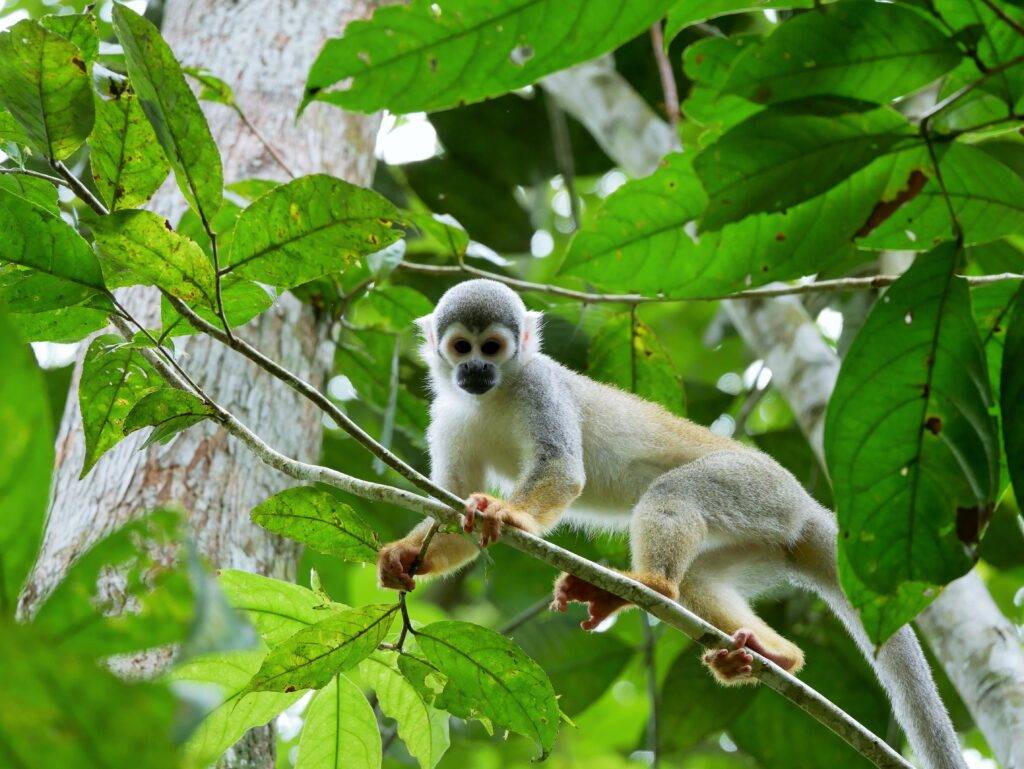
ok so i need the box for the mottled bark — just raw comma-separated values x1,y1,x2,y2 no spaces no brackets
22,1,380,767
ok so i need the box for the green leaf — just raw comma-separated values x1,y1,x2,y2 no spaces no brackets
32,510,194,656
0,107,32,145
1001,286,1024,504
0,183,109,303
159,275,274,337
723,1,961,106
825,244,999,637
251,486,381,564
659,644,750,752
859,143,1024,250
0,623,179,769
112,3,223,222
360,284,434,332
218,569,343,647
175,650,306,768
416,620,559,758
41,12,99,62
588,314,685,416
8,305,108,343
0,172,59,214
0,264,107,314
91,209,217,305
247,603,398,692
90,87,170,210
934,0,1024,106
183,66,237,107
680,36,761,139
666,1,813,45
304,0,674,114
123,388,215,446
360,652,450,769
0,309,52,616
694,101,914,230
78,334,162,476
0,19,94,159
973,278,1023,404
296,674,382,769
226,174,403,288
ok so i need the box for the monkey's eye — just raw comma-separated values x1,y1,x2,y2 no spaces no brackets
452,339,472,355
481,339,502,356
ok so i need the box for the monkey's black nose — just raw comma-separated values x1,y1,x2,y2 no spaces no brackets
457,360,496,395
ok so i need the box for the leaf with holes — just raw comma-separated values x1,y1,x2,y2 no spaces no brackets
225,174,403,288
91,209,217,306
723,1,960,106
295,675,381,769
694,100,915,231
250,486,380,565
90,88,170,210
360,652,450,769
1002,287,1024,506
304,0,674,114
824,243,999,637
112,3,223,222
247,603,397,693
416,620,559,758
0,19,93,159
123,388,216,447
78,334,163,477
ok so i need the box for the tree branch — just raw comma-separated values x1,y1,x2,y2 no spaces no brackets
0,165,68,187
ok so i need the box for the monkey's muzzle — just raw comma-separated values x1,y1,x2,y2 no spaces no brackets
456,360,497,395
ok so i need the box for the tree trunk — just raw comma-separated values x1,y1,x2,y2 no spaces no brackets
21,1,380,767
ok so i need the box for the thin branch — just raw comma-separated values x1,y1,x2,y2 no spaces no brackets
918,52,1024,124
498,596,552,635
0,166,68,187
398,260,1023,304
543,92,581,230
649,21,680,131
233,106,297,180
50,160,107,215
206,230,234,341
107,302,912,769
979,0,1024,40
641,614,661,769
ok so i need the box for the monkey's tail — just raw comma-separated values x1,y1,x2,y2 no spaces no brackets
819,584,967,769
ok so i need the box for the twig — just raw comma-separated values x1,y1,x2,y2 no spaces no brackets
372,335,401,475
206,230,234,341
641,614,660,769
398,260,1022,304
498,596,552,635
50,160,107,215
234,107,297,180
543,92,581,229
918,53,1024,124
0,166,68,187
979,0,1024,40
649,21,680,131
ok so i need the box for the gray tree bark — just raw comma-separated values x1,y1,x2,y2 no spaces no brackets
21,2,380,767
546,59,1024,769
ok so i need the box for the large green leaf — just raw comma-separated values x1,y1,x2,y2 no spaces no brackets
225,174,403,288
40,12,99,63
680,35,761,140
78,334,162,477
90,87,170,211
160,275,273,338
218,569,343,647
8,305,108,343
416,620,559,758
858,143,1024,250
0,309,52,616
175,650,306,768
251,486,381,565
934,0,1024,106
666,0,813,45
723,1,960,106
247,603,398,692
0,624,179,769
304,0,673,114
694,101,914,230
972,279,1023,404
123,388,216,447
588,314,685,416
360,652,450,769
0,188,109,305
562,148,928,298
825,244,999,630
295,674,381,769
91,209,217,305
0,19,93,159
360,284,434,333
1002,287,1024,504
112,3,223,223
0,172,59,214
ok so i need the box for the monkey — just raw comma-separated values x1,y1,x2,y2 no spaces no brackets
377,278,966,769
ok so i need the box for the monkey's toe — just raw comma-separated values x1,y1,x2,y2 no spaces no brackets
377,543,419,592
730,627,802,671
704,647,755,683
551,573,627,630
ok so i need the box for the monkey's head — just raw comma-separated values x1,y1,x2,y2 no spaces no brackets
416,279,543,396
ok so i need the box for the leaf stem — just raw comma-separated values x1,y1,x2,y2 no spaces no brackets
49,160,108,216
649,21,680,132
206,230,234,341
0,165,68,188
233,106,297,180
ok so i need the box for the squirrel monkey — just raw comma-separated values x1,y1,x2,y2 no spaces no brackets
378,279,965,769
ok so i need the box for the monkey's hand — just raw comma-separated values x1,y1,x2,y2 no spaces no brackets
463,493,540,547
376,540,421,592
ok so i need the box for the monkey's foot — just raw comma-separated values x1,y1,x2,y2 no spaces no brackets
463,493,539,547
376,540,421,591
549,573,628,631
703,628,801,685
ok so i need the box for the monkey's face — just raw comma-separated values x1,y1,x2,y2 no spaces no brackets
437,322,518,396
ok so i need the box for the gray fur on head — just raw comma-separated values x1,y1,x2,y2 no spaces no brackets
432,279,526,337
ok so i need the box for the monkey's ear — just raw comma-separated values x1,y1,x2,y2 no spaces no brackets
519,310,543,363
414,314,436,348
